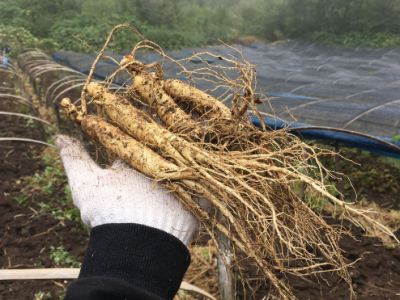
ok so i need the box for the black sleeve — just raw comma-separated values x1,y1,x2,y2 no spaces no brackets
65,223,191,300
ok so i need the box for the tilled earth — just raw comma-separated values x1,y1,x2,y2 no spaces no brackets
0,94,89,300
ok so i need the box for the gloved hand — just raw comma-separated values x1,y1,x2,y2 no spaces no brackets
55,134,208,245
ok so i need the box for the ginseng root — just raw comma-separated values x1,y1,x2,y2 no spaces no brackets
62,98,195,181
133,71,203,141
163,79,251,140
87,83,211,165
87,83,189,165
164,78,231,120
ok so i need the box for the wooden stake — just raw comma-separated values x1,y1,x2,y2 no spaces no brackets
217,211,234,300
0,268,79,280
334,141,345,197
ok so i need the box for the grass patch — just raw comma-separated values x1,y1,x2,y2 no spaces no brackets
49,245,81,268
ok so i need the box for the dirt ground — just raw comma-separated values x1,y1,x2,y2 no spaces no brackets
1,69,400,300
0,80,89,299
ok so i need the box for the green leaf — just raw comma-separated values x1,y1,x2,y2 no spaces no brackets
386,244,395,250
392,135,400,143
12,195,29,207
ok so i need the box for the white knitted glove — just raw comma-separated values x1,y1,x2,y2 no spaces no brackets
55,134,209,245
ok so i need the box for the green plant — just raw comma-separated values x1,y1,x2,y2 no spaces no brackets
379,156,400,169
55,185,73,205
51,207,81,222
198,247,210,260
50,14,146,54
6,0,400,54
12,195,30,207
386,244,395,250
0,3,31,30
34,261,44,267
177,289,186,298
15,151,85,228
312,31,400,48
392,135,400,143
55,290,66,300
34,291,51,300
49,245,81,268
29,166,65,194
304,192,334,211
145,28,205,50
0,26,38,58
19,105,29,114
26,117,35,127
316,143,400,201
36,38,59,55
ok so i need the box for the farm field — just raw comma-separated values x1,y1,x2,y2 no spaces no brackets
1,55,400,300
2,0,400,299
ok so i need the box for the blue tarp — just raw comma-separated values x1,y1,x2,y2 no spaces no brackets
251,116,400,159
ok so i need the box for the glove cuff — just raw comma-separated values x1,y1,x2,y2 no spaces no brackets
77,223,191,300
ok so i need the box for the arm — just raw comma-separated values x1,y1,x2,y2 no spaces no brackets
65,224,190,300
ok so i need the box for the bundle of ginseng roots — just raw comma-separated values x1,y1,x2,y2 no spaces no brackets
60,25,398,300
